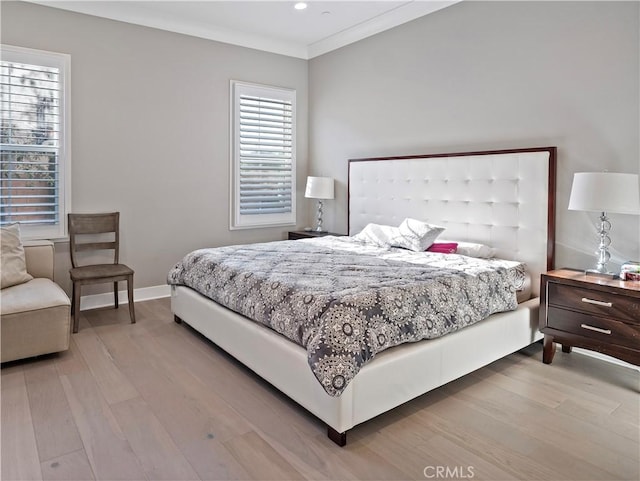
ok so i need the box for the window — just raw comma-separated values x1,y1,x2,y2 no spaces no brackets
1,45,71,239
230,81,296,229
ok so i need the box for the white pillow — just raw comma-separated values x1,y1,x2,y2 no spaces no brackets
439,239,496,258
352,223,401,248
1,224,34,288
397,218,445,252
353,220,445,252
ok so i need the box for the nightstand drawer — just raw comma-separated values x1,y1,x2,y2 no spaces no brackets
548,282,640,324
547,307,640,350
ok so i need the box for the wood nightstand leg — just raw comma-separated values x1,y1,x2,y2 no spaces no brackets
543,335,556,364
561,345,572,353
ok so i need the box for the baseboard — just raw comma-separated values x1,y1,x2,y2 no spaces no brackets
572,347,640,372
80,284,170,311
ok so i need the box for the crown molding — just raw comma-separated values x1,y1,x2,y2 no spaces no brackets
308,1,458,59
26,1,460,60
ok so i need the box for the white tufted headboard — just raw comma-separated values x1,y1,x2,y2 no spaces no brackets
348,147,556,296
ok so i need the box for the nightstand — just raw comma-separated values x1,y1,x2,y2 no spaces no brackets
288,230,342,240
539,269,640,366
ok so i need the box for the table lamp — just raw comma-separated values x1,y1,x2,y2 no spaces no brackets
305,176,334,232
568,172,640,275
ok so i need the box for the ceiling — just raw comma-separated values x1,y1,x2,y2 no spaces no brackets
27,1,459,59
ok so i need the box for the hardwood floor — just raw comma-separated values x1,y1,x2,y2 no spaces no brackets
2,298,638,481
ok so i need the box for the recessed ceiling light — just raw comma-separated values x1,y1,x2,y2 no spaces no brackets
294,2,307,10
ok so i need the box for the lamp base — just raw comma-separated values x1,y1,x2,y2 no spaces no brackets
314,200,325,233
583,269,618,280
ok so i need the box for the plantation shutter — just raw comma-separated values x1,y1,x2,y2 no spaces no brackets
231,82,296,229
1,45,69,238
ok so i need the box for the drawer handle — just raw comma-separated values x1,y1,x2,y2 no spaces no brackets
581,297,612,308
580,324,612,335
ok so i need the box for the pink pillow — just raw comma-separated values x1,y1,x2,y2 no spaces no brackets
426,242,458,254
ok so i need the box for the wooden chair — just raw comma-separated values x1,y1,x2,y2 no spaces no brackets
68,212,135,333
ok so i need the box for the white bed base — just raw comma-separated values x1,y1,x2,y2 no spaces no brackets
172,285,541,435
171,147,556,445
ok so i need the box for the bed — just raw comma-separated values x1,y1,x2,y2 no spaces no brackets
170,146,557,446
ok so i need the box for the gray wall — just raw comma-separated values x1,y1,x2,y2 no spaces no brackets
309,0,639,270
3,0,639,296
1,1,309,295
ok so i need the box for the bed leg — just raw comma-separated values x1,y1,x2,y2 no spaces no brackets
174,315,183,324
327,426,347,447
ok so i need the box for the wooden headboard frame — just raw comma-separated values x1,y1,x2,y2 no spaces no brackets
347,147,557,295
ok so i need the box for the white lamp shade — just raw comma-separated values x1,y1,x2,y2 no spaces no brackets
305,176,334,200
568,172,640,215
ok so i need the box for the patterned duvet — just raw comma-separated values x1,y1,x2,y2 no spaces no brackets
167,236,526,396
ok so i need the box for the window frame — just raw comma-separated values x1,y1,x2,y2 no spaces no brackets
229,80,296,230
1,44,71,240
